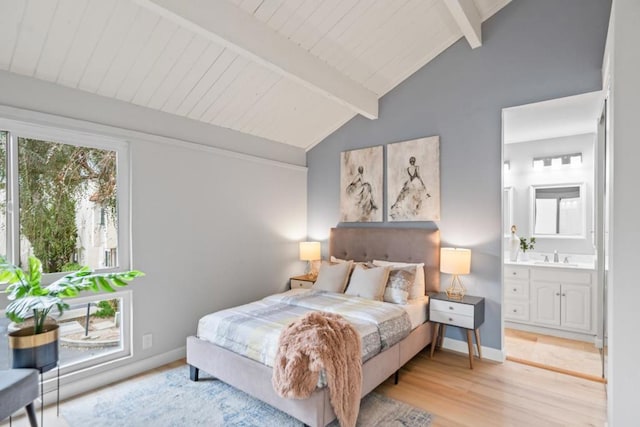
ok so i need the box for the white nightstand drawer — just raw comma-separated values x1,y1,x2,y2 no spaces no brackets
290,279,313,289
505,280,529,299
430,310,474,329
505,266,529,280
504,301,530,321
430,299,475,317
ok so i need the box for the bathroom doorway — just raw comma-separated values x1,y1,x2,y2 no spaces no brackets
501,92,607,382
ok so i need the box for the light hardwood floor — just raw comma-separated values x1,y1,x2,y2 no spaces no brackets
377,349,606,427
3,350,606,427
504,328,605,381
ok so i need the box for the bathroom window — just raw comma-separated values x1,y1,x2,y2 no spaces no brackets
531,185,584,237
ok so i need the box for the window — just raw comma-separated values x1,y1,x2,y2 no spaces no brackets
531,184,585,237
0,120,129,274
0,118,131,374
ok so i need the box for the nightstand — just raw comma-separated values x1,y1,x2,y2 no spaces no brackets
290,274,316,289
428,292,485,369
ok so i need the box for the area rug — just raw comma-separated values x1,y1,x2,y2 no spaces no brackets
62,365,433,426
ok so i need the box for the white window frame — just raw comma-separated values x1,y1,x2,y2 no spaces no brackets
0,117,131,283
0,118,133,380
44,289,133,381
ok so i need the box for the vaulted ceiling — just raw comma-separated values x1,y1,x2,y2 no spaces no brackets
0,0,510,150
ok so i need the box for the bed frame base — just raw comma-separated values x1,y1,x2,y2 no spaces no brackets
189,365,199,382
186,321,432,427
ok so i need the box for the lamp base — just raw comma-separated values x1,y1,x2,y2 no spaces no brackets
306,260,320,279
445,275,466,300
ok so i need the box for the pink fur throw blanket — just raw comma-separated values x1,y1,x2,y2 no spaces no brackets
272,311,362,427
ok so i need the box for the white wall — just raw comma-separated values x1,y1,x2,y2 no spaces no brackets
609,1,640,424
0,73,308,393
129,138,307,356
504,133,596,255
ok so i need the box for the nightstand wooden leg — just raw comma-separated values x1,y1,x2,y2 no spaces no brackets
466,330,474,369
474,328,482,359
430,324,440,358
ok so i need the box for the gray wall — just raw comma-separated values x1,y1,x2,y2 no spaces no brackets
307,0,611,350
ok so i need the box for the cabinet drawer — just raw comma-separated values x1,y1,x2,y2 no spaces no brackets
505,280,529,299
504,301,530,321
430,310,474,329
531,268,591,284
505,266,529,280
430,299,475,317
291,279,313,289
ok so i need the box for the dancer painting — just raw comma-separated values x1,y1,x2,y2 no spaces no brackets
340,146,383,222
346,165,378,218
389,156,430,219
387,136,440,221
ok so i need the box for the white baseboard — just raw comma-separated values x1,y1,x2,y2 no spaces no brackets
441,337,505,362
40,346,186,406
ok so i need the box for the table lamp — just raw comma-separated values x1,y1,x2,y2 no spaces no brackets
299,241,321,278
440,248,471,299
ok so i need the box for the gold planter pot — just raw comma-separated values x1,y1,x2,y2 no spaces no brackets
9,324,60,372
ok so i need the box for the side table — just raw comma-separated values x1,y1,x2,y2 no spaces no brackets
429,292,485,369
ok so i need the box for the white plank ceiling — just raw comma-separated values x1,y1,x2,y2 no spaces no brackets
0,0,510,150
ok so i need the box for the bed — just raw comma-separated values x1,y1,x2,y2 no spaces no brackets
186,227,440,427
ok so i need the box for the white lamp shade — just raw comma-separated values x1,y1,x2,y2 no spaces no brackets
440,248,471,275
299,241,321,261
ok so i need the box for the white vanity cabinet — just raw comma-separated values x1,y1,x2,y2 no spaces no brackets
505,264,596,338
531,267,593,332
504,266,530,322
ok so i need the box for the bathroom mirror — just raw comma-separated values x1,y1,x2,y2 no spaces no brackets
530,184,585,237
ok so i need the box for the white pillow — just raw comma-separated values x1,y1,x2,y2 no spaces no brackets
382,265,417,304
345,265,390,301
331,255,373,267
373,260,425,299
312,261,353,293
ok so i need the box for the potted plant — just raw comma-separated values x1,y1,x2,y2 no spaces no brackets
1,255,144,372
519,237,536,261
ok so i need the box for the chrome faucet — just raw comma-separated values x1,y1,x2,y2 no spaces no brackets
553,250,559,263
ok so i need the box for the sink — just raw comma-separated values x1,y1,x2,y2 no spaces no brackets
533,261,580,267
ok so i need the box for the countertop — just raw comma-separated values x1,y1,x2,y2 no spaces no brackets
504,259,595,271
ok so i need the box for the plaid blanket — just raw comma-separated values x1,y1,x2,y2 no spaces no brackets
197,289,411,368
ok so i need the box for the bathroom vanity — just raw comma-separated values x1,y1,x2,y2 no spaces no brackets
504,261,597,341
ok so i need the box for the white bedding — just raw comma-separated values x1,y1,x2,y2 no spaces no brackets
197,289,411,367
269,289,428,329
403,296,429,330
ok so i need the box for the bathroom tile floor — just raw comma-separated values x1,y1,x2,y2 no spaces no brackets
505,328,605,381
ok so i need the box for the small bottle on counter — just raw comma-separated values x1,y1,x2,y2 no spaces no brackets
509,225,519,262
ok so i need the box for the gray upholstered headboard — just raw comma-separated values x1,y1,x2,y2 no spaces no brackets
329,227,440,294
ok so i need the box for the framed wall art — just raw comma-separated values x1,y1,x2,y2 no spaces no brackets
387,136,440,221
340,146,383,222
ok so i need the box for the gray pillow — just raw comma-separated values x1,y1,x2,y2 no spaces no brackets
383,266,417,304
